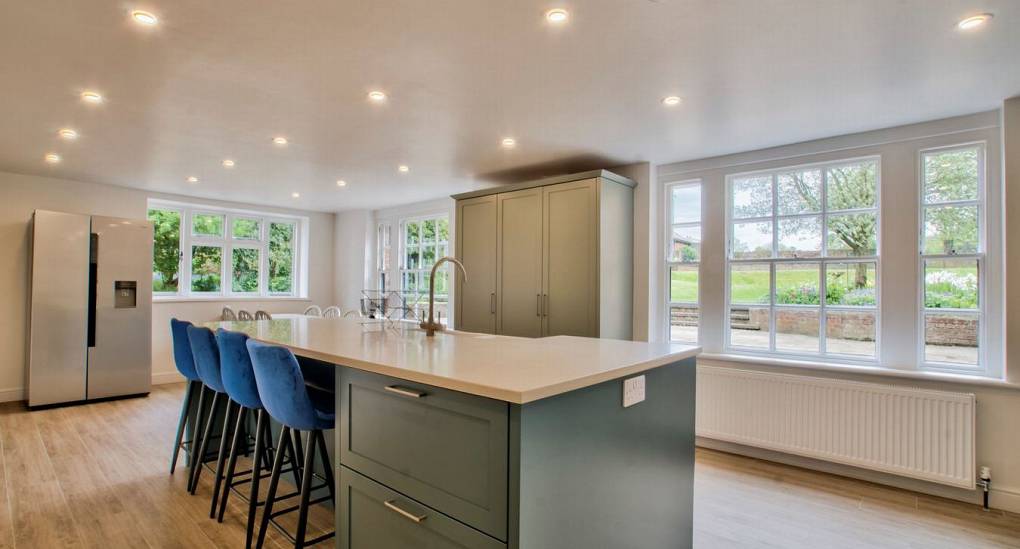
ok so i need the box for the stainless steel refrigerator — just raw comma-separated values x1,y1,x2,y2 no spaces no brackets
28,210,153,407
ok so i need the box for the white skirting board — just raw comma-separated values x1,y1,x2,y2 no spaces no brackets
696,365,977,488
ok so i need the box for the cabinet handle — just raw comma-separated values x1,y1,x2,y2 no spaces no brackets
543,294,549,317
384,500,428,523
490,292,496,314
384,385,426,399
536,294,542,317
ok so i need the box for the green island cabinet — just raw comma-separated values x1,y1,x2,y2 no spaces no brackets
334,356,696,549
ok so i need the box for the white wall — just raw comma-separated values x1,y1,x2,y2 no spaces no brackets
0,171,335,399
655,110,1020,513
333,209,374,313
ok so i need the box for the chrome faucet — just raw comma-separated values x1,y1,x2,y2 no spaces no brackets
420,256,467,336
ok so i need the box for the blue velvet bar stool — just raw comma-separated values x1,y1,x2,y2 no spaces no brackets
169,319,204,476
247,340,336,549
186,325,235,496
214,329,300,549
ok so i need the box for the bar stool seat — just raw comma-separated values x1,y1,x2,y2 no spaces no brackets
247,340,335,549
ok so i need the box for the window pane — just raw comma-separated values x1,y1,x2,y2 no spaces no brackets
232,218,260,240
670,305,698,344
406,247,419,269
437,218,449,243
147,208,180,293
405,221,419,246
730,306,770,349
231,248,260,293
923,205,978,255
422,244,436,267
826,162,877,211
775,263,819,305
826,311,876,357
670,264,699,303
776,308,819,354
438,243,449,259
191,245,222,292
826,262,877,306
422,219,436,243
924,258,978,310
192,213,224,237
777,216,822,258
732,221,773,259
777,170,822,215
924,148,979,204
730,263,771,305
434,269,449,297
670,225,701,262
732,175,772,219
827,213,877,257
268,222,295,293
925,312,978,366
671,185,701,224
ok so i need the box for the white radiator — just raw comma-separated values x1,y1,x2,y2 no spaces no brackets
696,365,976,488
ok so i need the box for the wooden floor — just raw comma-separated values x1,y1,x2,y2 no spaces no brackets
0,383,1016,548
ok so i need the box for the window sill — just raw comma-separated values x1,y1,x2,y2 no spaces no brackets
153,296,311,304
698,352,1019,390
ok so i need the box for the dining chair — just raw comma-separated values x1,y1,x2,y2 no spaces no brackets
302,305,322,317
222,307,237,321
237,310,254,320
254,310,272,320
322,306,341,319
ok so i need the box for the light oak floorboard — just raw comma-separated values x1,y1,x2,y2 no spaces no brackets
0,384,1015,548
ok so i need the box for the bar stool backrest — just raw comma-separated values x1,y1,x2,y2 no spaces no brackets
246,340,324,431
322,306,341,319
215,329,263,410
303,305,322,316
187,325,226,393
170,318,200,381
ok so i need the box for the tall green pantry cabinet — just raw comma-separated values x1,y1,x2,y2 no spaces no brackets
452,170,635,339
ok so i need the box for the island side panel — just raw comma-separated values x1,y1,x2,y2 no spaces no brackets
510,357,696,549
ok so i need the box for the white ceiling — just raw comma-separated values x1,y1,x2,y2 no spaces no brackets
1,1,1018,212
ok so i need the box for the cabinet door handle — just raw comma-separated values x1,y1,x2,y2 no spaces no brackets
384,500,428,523
536,294,542,317
490,292,496,314
384,385,426,399
543,294,549,317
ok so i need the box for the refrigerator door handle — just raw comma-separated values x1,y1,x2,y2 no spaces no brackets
87,233,98,348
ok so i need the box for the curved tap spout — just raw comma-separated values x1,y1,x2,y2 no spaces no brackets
421,257,467,336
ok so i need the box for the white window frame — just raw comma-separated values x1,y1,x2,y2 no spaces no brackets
724,155,882,363
917,142,987,375
147,200,306,300
398,213,450,319
664,179,702,344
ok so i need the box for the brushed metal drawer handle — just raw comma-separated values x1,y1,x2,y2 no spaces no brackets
384,385,427,398
384,500,428,523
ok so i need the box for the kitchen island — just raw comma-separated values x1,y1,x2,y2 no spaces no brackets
216,317,699,549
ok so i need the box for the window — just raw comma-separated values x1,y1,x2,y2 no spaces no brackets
147,200,304,298
920,144,984,371
666,180,701,343
400,215,450,322
726,158,880,359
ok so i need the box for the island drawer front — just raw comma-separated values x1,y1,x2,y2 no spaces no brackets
338,466,506,549
338,368,509,540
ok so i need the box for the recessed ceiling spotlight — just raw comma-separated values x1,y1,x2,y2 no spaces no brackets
130,10,159,26
336,179,347,187
545,8,569,23
501,137,516,148
957,13,993,30
368,90,387,102
222,159,235,168
272,136,288,146
58,128,79,140
80,91,104,104
44,153,61,164
187,176,199,183
398,165,410,173
291,192,301,198
662,96,682,106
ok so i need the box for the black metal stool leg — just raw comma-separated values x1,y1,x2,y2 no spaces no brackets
190,392,221,494
256,426,293,549
210,400,239,517
237,410,268,547
186,384,208,486
170,380,196,474
294,430,317,549
315,430,335,505
217,405,248,522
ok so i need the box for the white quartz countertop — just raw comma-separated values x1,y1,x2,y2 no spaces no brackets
210,317,699,404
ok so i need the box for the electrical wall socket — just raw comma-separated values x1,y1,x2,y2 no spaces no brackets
623,375,646,408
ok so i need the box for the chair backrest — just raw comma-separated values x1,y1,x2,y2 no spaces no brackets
246,340,320,430
303,305,322,317
187,325,225,393
237,310,254,320
254,310,272,320
221,307,237,321
170,318,200,381
215,329,262,410
322,306,342,319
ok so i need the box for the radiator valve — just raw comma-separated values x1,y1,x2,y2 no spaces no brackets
977,466,991,511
